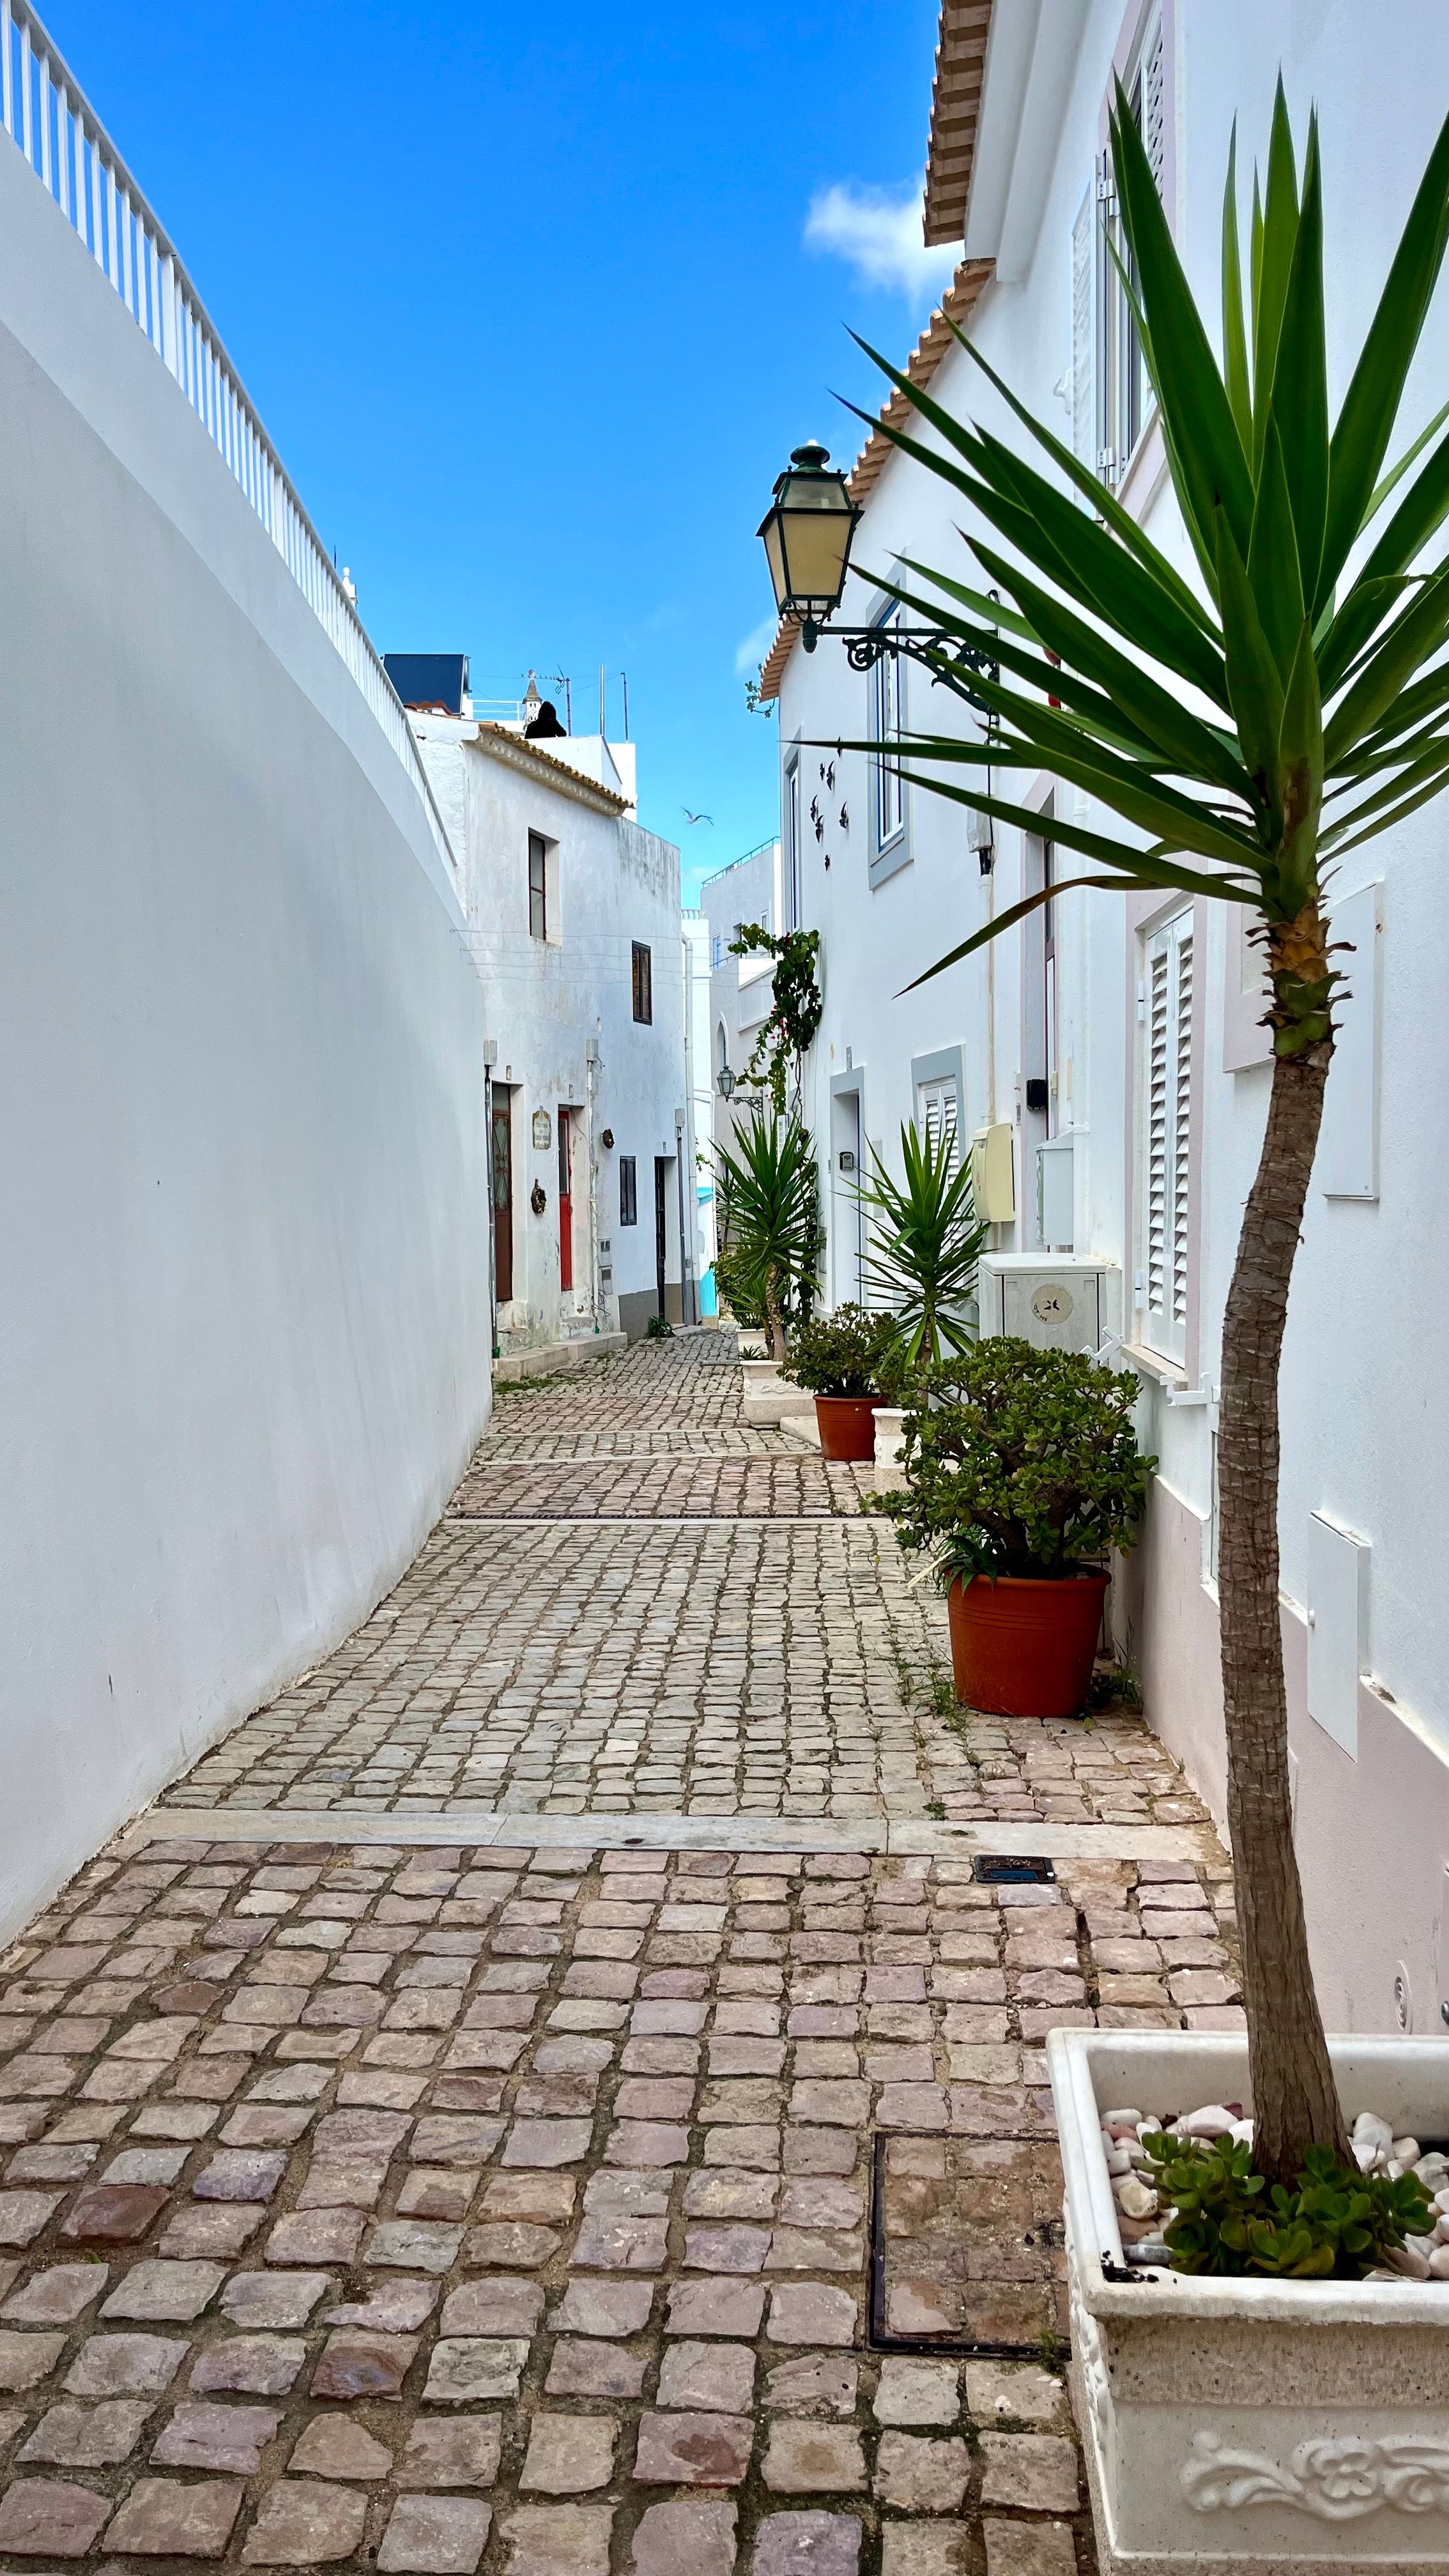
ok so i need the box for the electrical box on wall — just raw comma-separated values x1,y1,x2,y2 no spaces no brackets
1036,1134,1075,1248
979,1255,1122,1354
971,1123,1015,1222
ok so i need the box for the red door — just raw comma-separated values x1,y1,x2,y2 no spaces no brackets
558,1108,573,1291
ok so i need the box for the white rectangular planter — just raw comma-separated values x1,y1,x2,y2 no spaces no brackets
1048,2027,1449,2574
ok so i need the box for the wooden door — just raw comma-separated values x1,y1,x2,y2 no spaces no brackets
558,1108,573,1292
654,1156,668,1317
491,1092,513,1304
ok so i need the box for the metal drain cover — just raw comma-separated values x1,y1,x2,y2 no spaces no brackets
870,2133,1068,2356
971,1853,1056,1885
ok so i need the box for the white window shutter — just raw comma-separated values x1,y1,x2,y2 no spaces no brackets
917,1078,960,1176
1071,184,1094,489
1142,12,1166,194
1094,149,1114,485
1141,911,1192,1362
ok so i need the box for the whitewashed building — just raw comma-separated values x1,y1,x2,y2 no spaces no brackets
411,705,693,1349
762,0,1449,2035
700,838,786,1155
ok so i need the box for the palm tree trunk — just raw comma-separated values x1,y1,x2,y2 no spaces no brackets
763,1265,786,1363
1216,1037,1348,2188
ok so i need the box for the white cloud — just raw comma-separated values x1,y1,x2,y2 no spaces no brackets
804,180,958,298
734,612,779,677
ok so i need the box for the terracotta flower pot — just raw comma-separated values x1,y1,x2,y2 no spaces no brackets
946,1568,1109,1719
813,1393,881,1462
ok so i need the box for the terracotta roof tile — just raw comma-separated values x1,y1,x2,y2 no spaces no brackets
923,0,995,247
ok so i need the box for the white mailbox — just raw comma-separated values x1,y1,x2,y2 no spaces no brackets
978,1255,1123,1354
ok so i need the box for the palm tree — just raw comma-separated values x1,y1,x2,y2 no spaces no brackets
856,1120,988,1384
714,1108,818,1360
842,82,1449,2185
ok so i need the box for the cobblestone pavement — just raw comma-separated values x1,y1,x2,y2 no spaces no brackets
0,1833,1243,2572
158,1338,1218,1834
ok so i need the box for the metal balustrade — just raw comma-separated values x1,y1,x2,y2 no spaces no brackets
1,1,457,878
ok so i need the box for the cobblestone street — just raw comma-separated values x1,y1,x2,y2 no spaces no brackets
0,1334,1239,2570
160,1339,1218,1835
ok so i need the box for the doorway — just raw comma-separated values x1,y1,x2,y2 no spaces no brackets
491,1091,514,1304
654,1156,669,1318
558,1108,574,1292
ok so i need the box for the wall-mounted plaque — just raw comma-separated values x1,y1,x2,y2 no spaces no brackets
532,1110,552,1151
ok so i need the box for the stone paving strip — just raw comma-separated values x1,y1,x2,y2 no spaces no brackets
0,1835,1243,2570
447,1462,871,1520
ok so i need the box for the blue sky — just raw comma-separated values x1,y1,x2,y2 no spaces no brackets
45,0,956,897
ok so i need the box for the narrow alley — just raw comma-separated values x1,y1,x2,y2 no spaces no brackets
0,1337,1237,2573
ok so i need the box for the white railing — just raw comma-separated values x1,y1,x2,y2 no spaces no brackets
1,0,457,878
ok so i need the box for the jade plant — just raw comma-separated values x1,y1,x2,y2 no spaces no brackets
873,1339,1154,1584
1142,2131,1436,2280
778,1305,896,1399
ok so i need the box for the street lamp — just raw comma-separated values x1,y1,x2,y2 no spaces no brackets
756,445,860,652
716,1065,737,1100
757,444,999,697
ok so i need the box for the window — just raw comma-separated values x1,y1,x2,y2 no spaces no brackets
785,762,801,931
710,933,723,969
631,942,652,1023
916,1076,960,1174
619,1156,638,1226
1138,907,1193,1363
528,831,548,939
1089,8,1165,488
872,615,905,847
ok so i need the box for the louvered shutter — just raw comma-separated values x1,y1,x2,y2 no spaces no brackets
1141,12,1165,192
1094,149,1115,484
1071,183,1094,495
1140,912,1193,1363
917,1077,960,1177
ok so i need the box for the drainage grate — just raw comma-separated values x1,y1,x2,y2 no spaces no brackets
971,1853,1056,1885
869,2133,1069,2357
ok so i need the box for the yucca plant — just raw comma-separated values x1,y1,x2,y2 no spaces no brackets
837,83,1449,2184
856,1120,988,1383
714,1108,818,1360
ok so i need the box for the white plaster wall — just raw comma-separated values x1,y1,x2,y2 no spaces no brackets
0,144,493,1938
415,725,685,1339
776,0,1449,2028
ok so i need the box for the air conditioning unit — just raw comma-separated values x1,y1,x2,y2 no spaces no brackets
979,1254,1122,1354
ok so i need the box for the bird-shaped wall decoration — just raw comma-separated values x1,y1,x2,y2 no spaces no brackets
682,809,713,825
838,803,849,831
825,762,836,792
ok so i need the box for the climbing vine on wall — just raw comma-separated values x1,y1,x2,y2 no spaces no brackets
727,925,823,1115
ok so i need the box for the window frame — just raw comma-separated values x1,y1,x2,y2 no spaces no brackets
527,830,548,940
784,757,801,932
871,610,905,853
631,940,653,1025
619,1155,638,1227
1095,4,1165,491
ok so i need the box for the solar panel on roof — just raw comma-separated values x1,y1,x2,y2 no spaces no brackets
383,653,470,714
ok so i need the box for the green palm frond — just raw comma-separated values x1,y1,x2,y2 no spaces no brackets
837,78,1449,1050
855,1122,989,1380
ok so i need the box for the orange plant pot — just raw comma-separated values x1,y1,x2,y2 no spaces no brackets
946,1569,1109,1719
813,1394,881,1462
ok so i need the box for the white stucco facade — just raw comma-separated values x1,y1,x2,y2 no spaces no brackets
413,720,691,1344
769,0,1449,2035
700,839,785,1160
0,134,493,1938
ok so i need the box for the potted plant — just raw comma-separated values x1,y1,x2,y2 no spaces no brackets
838,64,1449,2574
713,1108,818,1361
778,1304,896,1460
875,1338,1153,1718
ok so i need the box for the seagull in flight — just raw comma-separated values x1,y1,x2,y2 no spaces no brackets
682,808,713,826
